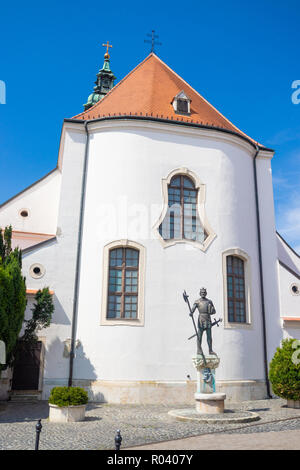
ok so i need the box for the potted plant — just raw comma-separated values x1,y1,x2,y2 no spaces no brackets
269,338,300,408
49,386,88,422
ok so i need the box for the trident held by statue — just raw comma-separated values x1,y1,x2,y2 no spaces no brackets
183,290,207,366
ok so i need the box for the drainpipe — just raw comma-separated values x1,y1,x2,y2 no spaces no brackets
68,121,90,387
253,144,272,398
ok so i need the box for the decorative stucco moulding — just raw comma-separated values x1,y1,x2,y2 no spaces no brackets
153,167,216,251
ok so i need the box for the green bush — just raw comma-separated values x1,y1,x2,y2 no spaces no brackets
0,226,26,372
49,386,88,407
22,287,54,343
269,338,300,401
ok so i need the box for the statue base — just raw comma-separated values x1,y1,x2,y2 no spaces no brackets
194,392,226,414
192,354,226,414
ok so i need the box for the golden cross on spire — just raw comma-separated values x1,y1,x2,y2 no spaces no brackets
102,41,113,58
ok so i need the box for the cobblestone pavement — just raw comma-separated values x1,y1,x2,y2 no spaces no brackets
128,429,300,450
0,398,300,450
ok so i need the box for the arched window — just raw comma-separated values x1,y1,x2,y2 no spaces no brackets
159,174,206,242
107,247,139,319
226,256,246,323
101,240,145,326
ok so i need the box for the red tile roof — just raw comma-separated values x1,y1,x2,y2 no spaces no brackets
26,289,54,296
72,53,262,146
282,317,300,322
12,231,55,251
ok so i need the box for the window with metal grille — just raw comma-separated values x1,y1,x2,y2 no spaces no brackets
107,247,139,319
159,175,206,242
227,256,246,323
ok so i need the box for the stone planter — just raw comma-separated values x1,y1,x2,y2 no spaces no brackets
49,403,86,422
0,368,12,401
287,399,300,409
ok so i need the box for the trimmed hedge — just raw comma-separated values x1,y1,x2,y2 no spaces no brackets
269,338,300,401
49,386,88,407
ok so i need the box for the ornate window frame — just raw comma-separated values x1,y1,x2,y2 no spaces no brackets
153,167,216,251
222,248,252,329
100,240,146,326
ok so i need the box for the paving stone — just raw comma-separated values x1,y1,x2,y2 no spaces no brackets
0,398,299,450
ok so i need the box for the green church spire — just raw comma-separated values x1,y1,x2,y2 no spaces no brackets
84,41,116,111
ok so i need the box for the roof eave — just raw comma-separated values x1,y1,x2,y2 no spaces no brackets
22,236,57,255
64,115,274,153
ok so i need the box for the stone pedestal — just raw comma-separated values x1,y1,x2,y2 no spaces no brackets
192,354,226,414
195,392,226,414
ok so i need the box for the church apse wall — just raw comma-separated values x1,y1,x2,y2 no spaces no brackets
72,119,274,403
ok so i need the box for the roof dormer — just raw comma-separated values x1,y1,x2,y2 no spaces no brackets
172,90,191,115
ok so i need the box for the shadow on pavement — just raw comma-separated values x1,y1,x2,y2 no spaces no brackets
0,401,101,423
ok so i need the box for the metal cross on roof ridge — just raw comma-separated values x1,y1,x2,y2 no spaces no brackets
144,30,162,53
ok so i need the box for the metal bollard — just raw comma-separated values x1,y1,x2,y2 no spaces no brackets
115,429,122,450
35,419,42,450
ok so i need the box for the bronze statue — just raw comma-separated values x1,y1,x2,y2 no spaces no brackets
183,288,222,358
191,288,216,355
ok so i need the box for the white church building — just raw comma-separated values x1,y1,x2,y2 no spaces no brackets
0,50,299,403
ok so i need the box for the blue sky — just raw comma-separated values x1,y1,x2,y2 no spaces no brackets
0,0,299,251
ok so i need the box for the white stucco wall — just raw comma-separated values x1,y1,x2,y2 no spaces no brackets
73,119,276,393
20,122,88,396
277,234,300,339
255,157,283,364
278,264,300,317
0,169,61,235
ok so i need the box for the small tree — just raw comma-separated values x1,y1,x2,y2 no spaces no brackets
22,288,54,343
269,338,300,401
0,226,26,371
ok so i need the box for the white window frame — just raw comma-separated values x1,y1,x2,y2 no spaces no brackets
222,248,253,329
100,239,146,326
